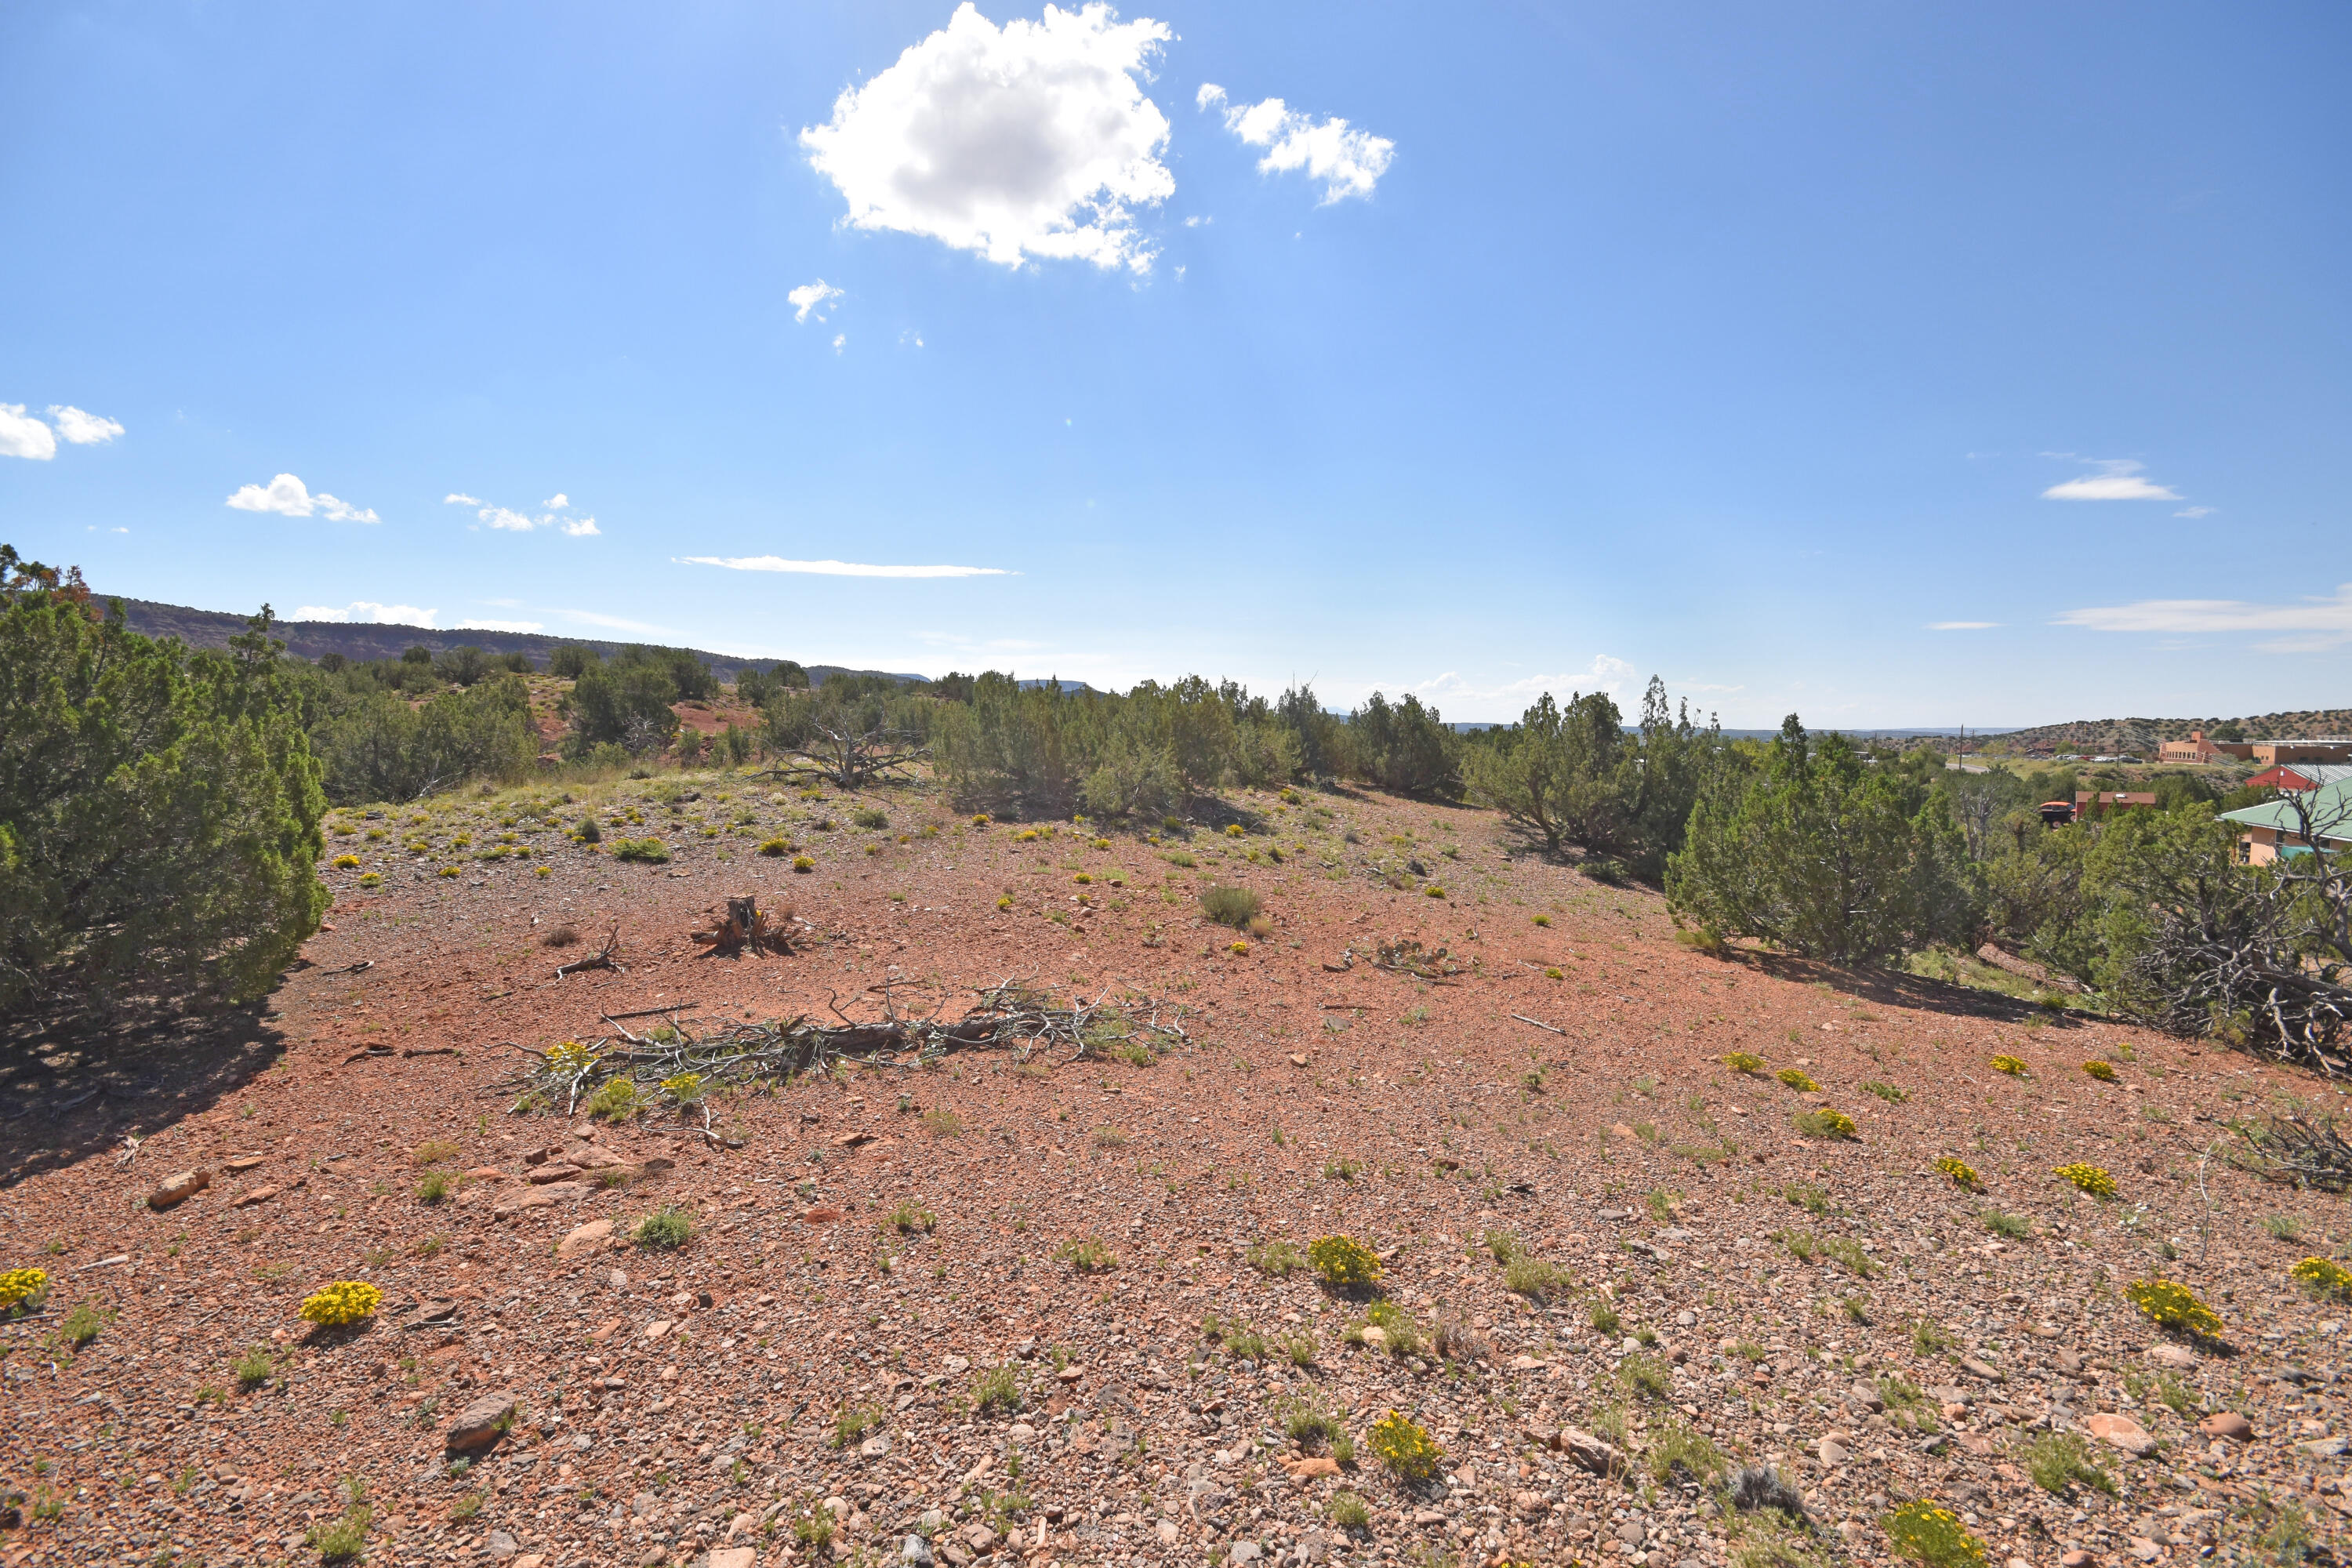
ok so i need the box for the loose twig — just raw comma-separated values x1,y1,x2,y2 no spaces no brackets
1511,1014,1566,1036
556,923,623,979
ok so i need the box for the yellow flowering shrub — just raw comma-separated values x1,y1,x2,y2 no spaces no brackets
1990,1055,2028,1077
1776,1069,1819,1092
1795,1107,1858,1139
331,854,361,869
1307,1235,1382,1289
1933,1156,1981,1190
1367,1411,1443,1481
299,1281,383,1327
2292,1256,2352,1299
2054,1163,2116,1198
2081,1061,2115,1082
0,1268,49,1312
543,1039,599,1076
2125,1277,2223,1338
1722,1052,1766,1074
660,1073,706,1105
1882,1501,1984,1568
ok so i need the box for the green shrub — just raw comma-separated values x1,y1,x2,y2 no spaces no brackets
611,837,670,863
1222,1327,1269,1362
632,1206,695,1250
415,1171,456,1204
1776,1068,1820,1091
1200,884,1263,928
1646,1422,1725,1484
1306,1235,1382,1288
1980,1210,2030,1239
1327,1492,1370,1532
411,1139,460,1167
0,566,329,1011
831,1405,882,1448
586,1078,640,1121
1666,717,1976,966
1617,1352,1672,1401
853,807,890,829
1504,1254,1570,1301
1055,1237,1115,1272
971,1365,1022,1414
1589,1297,1623,1336
1247,1240,1302,1277
1794,1106,1857,1139
2017,1431,2114,1497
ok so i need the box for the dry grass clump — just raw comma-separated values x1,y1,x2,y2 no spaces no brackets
1199,884,1262,928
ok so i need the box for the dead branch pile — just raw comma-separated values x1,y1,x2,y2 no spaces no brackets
691,896,794,956
498,978,1188,1118
2231,1109,2352,1192
1373,938,1465,979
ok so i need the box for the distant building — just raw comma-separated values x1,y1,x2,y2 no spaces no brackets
2251,739,2352,765
2222,779,2352,865
2157,729,2254,764
2245,761,2352,793
2075,791,2157,814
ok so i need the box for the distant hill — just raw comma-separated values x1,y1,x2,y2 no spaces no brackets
1976,710,2352,754
103,596,923,686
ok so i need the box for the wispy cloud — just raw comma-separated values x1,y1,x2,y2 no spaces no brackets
227,473,379,523
293,601,435,626
445,491,599,537
2041,458,2181,502
788,281,844,324
48,405,124,445
2174,506,2214,518
558,608,670,634
1406,655,1638,709
2056,583,2352,652
1197,84,1394,203
800,2,1174,273
679,554,1010,579
1929,621,2000,630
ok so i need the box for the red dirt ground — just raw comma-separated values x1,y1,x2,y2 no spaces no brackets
2,778,2345,1568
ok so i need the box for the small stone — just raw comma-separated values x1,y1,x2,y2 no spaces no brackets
1960,1356,2002,1381
643,1319,675,1341
2060,1551,2097,1568
233,1185,280,1208
1413,1509,1447,1526
963,1523,996,1552
2303,1436,2350,1458
1286,1456,1341,1479
2128,1538,2164,1563
1055,1364,1084,1382
223,1155,267,1172
1617,1520,1647,1546
526,1164,582,1185
557,1219,613,1258
147,1169,211,1210
484,1529,521,1559
710,1551,757,1568
1512,1490,1546,1519
901,1537,935,1568
861,1435,891,1458
2198,1411,2252,1442
445,1392,519,1453
1229,1542,1265,1563
942,1355,971,1374
1817,1438,1849,1467
1007,1423,1036,1443
1556,1425,1623,1475
1359,1326,1388,1348
2086,1413,2156,1457
1849,1382,1885,1412
2147,1344,2198,1369
1158,1519,1181,1545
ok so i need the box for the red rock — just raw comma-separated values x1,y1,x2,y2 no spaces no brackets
444,1392,517,1452
147,1170,210,1210
233,1185,279,1207
2086,1413,2156,1457
1285,1456,1340,1479
2198,1411,2252,1442
801,1207,848,1225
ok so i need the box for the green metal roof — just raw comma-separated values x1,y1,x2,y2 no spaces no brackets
2220,778,2352,840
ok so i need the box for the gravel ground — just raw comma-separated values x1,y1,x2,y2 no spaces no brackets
1,777,2345,1568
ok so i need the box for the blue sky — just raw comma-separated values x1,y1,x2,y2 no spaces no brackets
2,2,2345,728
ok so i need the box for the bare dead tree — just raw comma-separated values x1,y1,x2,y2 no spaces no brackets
768,720,930,790
2121,788,2352,1073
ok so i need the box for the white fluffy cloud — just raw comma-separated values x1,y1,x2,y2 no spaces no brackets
1197,84,1393,203
445,492,599,537
2041,459,2181,501
788,280,844,323
680,554,1009,579
800,3,1175,273
48,405,124,445
2056,583,2352,652
0,405,58,460
1406,655,1636,710
455,617,545,633
293,601,437,626
226,474,379,523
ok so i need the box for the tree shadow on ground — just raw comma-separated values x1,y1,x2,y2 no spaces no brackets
0,996,288,1192
1709,946,2102,1031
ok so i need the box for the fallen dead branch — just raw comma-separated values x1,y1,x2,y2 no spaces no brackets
1372,938,1465,980
2230,1108,2352,1192
1512,1014,1566,1035
495,977,1190,1118
554,922,622,979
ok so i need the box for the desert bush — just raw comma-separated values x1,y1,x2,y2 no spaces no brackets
1723,1051,1766,1074
1307,1235,1382,1289
1055,1237,1115,1272
587,1078,640,1121
1285,1406,1348,1453
2081,1060,2116,1082
1794,1107,1857,1140
1199,884,1262,928
2053,1162,2116,1198
1366,1411,1442,1480
0,1268,49,1314
1327,1492,1371,1532
1666,716,1976,967
411,1139,460,1168
1881,1501,1985,1568
1504,1254,1570,1301
1980,1210,2029,1239
2125,1277,2223,1338
611,837,669,863
831,1405,882,1448
852,806,889,829
1347,691,1461,796
1466,681,1712,878
1776,1068,1819,1091
0,562,328,1011
233,1344,274,1388
2292,1256,2352,1298
1648,1422,1726,1484
53,1299,107,1349
1618,1352,1673,1401
1589,1296,1623,1335
299,1281,383,1328
632,1206,695,1250
1991,1054,2028,1077
2018,1431,2114,1496
971,1364,1022,1414
884,1202,935,1234
1247,1240,1302,1277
